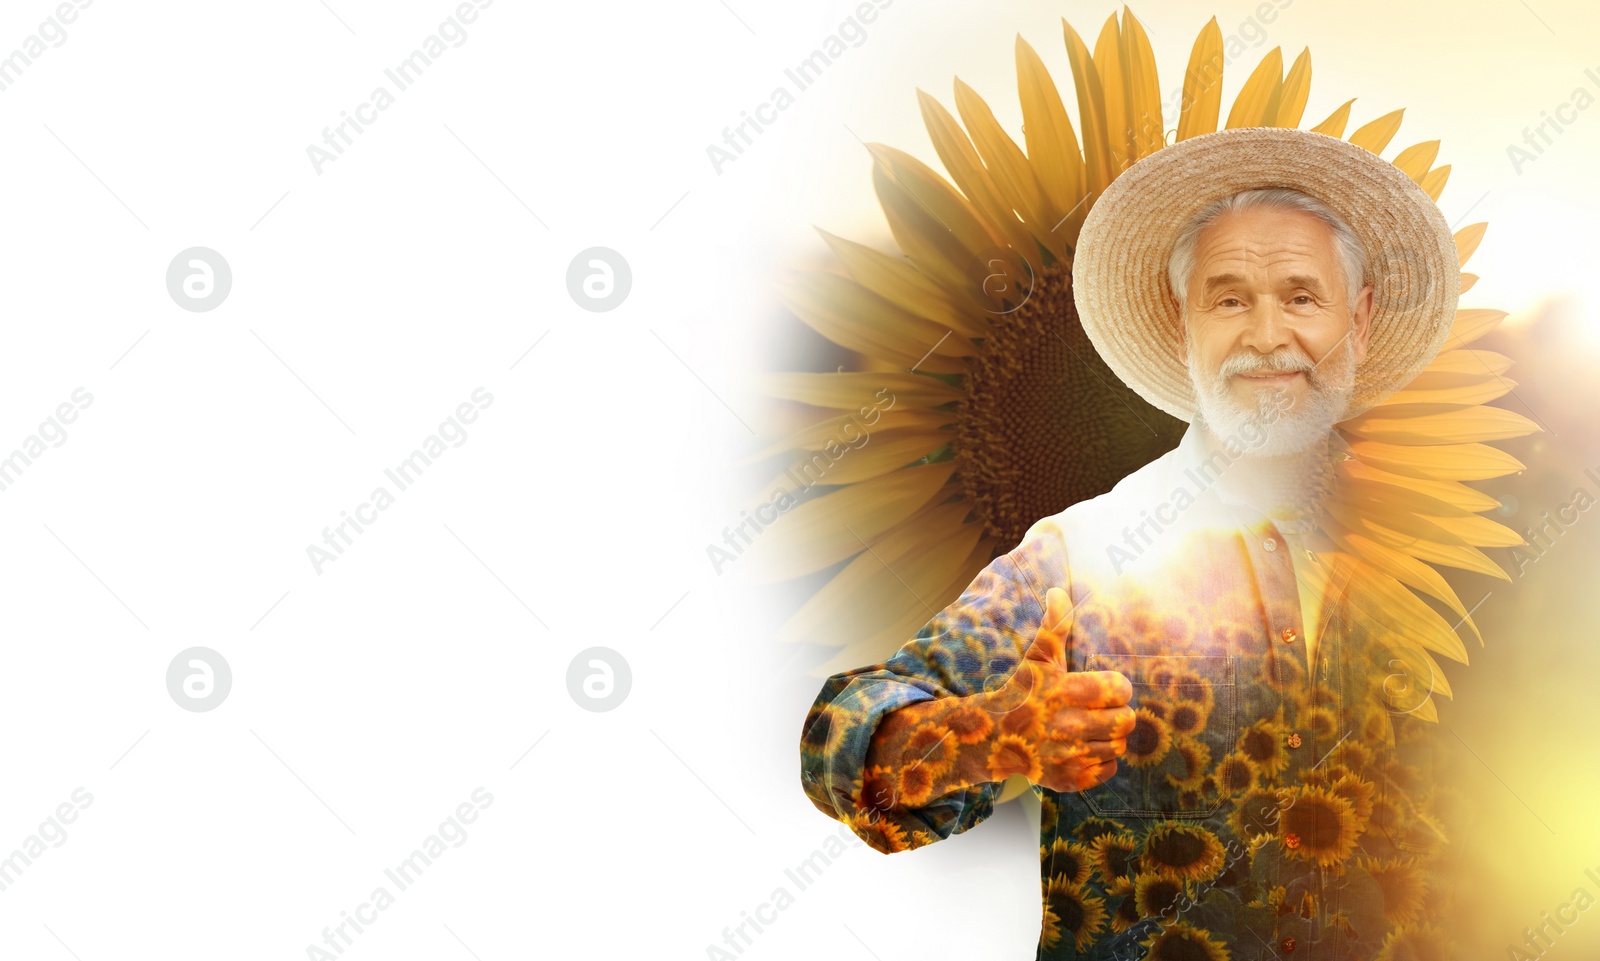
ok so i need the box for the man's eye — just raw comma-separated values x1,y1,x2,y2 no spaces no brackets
1291,295,1314,305
1217,297,1242,307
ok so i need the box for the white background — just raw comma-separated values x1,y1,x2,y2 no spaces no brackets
0,0,1594,958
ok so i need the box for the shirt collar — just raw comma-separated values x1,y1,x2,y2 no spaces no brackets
1161,419,1331,537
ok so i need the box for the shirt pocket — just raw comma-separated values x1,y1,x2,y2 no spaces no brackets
1080,653,1237,819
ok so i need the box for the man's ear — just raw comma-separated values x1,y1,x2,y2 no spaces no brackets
1350,284,1375,363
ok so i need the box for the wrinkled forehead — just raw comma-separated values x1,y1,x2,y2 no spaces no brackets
1192,208,1342,272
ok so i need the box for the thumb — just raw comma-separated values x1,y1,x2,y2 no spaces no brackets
1026,587,1073,665
1043,587,1072,633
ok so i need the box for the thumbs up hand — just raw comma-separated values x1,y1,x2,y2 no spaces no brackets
982,588,1135,792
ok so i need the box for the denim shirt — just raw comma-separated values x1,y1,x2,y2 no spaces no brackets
800,423,1466,959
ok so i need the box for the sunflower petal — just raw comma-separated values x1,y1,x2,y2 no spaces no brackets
1310,98,1356,136
746,406,955,461
872,160,990,302
1341,561,1470,664
1062,18,1115,199
1015,35,1088,244
1119,9,1164,159
870,143,1000,256
1381,376,1515,407
1442,309,1509,350
748,438,947,505
778,500,980,645
817,229,987,339
1324,501,1508,580
791,269,980,360
952,78,1056,251
802,431,955,485
1321,522,1483,645
1459,272,1478,294
1274,48,1312,128
1347,108,1404,154
1339,403,1540,444
1423,512,1526,548
1339,458,1503,513
1376,637,1453,707
814,531,1000,673
1092,13,1132,175
1418,164,1450,202
1390,141,1440,182
1455,222,1488,268
1340,486,1525,548
744,461,958,582
1339,477,1495,526
760,370,964,411
1407,694,1441,722
1344,438,1526,481
1176,17,1224,141
918,88,1041,268
777,271,967,374
1329,501,1479,553
1225,47,1283,128
1412,348,1514,384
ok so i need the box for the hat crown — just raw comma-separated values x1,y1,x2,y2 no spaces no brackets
1072,126,1460,424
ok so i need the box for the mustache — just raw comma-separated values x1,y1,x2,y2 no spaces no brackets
1218,348,1315,379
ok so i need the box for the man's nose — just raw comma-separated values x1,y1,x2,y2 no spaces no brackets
1239,302,1295,354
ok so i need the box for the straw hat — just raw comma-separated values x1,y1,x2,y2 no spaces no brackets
1071,126,1460,424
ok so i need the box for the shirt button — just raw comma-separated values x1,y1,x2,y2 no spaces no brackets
1287,732,1303,748
1281,627,1298,643
1282,936,1298,952
1264,537,1278,552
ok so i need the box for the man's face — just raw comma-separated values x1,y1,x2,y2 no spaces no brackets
1176,206,1374,456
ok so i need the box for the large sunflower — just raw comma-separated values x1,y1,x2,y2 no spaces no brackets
760,8,1538,801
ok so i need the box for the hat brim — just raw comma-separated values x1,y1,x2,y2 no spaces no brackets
1070,126,1460,424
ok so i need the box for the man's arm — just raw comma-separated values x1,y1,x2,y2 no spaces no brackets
799,522,1132,854
856,589,1133,828
859,691,1009,807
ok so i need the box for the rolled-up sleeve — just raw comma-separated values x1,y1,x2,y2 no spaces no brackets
798,521,1068,853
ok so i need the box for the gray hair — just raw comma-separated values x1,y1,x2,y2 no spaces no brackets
1166,187,1367,315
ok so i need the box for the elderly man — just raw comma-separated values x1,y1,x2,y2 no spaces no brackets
800,127,1469,959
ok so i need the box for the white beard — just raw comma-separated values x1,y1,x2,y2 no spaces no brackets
1187,330,1357,458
